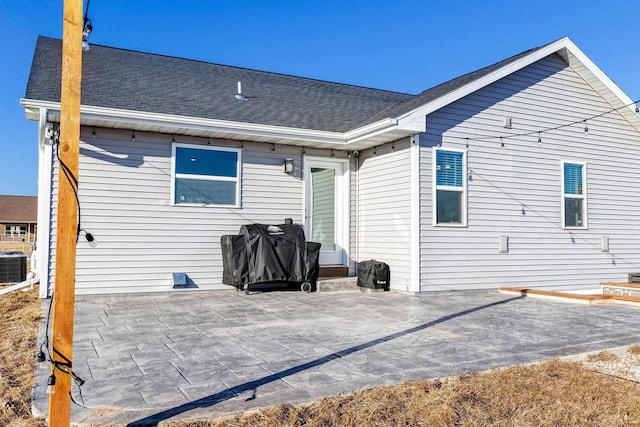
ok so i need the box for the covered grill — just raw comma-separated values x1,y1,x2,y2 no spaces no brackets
221,223,321,292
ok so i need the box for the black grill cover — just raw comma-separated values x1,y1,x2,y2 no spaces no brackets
240,224,307,283
357,259,390,290
305,241,321,287
221,234,249,286
221,223,320,290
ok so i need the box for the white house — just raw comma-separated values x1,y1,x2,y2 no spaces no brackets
21,36,640,297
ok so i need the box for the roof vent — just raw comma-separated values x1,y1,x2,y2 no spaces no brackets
235,81,247,101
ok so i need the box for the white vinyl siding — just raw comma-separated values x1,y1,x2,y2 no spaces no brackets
54,128,319,295
357,139,412,291
419,53,640,292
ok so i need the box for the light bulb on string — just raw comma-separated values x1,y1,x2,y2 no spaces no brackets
46,375,56,395
538,132,542,146
584,120,589,134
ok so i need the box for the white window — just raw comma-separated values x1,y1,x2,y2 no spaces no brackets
562,161,587,228
5,224,26,236
433,148,467,226
171,144,241,207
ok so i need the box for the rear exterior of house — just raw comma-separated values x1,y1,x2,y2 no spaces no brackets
22,36,640,297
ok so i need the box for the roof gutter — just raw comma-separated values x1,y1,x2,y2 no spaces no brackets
21,99,414,148
20,99,350,146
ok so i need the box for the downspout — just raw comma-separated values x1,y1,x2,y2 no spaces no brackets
0,273,40,296
36,107,52,298
410,135,421,293
353,150,360,274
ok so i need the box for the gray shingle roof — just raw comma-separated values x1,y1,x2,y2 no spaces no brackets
25,36,551,133
25,37,412,133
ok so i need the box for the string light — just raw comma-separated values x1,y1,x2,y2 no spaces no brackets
428,98,640,145
81,0,93,52
465,137,469,149
583,120,589,134
500,137,504,149
131,131,136,142
538,132,542,146
46,374,56,395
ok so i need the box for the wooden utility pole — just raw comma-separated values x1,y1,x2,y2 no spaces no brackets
48,0,83,425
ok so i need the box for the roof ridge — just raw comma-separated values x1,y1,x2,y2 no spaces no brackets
37,35,414,97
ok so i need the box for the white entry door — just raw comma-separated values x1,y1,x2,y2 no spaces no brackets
304,157,348,265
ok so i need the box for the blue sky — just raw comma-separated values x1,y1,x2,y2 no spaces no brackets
1,0,638,196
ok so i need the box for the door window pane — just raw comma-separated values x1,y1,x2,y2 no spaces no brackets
310,167,335,250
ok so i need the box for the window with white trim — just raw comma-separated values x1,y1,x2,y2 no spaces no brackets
434,148,466,225
562,161,587,228
172,144,241,206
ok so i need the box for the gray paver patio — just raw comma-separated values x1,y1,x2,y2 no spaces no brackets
34,289,640,425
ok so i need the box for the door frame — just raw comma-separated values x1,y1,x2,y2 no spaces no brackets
303,155,350,266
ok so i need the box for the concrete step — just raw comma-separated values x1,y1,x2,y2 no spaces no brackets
319,265,349,278
316,277,358,293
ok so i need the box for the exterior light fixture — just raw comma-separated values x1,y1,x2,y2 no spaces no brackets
283,158,294,174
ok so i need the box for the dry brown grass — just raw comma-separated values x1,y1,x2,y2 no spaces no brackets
586,350,620,363
627,345,640,355
0,287,46,427
167,358,640,427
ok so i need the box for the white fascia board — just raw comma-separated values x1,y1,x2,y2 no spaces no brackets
21,98,420,149
562,38,635,109
20,99,349,146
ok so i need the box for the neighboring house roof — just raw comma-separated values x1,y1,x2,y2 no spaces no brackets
0,195,38,223
22,36,640,150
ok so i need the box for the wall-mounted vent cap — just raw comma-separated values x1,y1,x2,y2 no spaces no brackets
172,273,188,288
499,235,509,253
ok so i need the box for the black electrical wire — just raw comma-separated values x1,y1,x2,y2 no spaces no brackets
83,0,91,22
40,127,87,389
52,129,85,243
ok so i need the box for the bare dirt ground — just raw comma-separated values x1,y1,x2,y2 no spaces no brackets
2,287,639,427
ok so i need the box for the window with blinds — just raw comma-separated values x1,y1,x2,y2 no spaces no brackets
562,161,587,228
434,148,466,226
